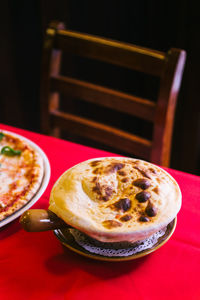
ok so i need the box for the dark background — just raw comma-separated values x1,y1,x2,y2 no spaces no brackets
1,0,200,175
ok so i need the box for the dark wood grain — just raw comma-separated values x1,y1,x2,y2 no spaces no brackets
50,75,156,121
40,21,65,137
50,109,152,159
54,29,166,76
152,49,187,166
40,21,186,167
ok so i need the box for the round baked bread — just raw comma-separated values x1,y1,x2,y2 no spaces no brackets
49,157,181,243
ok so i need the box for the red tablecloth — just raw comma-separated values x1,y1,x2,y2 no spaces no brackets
0,124,200,300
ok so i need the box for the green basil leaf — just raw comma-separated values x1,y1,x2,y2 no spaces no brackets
1,146,21,156
0,132,5,141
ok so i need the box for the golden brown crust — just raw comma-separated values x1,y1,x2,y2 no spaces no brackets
0,132,44,221
49,157,182,243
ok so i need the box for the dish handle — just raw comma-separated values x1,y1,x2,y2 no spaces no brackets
19,209,70,232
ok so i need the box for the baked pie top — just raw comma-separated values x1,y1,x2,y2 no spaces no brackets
49,157,181,242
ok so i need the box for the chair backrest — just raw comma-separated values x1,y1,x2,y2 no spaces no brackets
40,21,186,167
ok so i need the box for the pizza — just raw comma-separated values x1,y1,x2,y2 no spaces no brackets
0,131,44,222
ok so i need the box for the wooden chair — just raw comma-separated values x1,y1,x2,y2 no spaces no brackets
40,21,186,167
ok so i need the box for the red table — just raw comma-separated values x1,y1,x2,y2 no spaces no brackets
0,124,200,300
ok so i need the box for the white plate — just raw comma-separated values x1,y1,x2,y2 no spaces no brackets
0,130,51,228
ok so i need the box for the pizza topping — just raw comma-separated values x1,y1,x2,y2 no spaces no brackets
0,131,44,221
1,146,21,156
0,132,5,141
0,201,6,208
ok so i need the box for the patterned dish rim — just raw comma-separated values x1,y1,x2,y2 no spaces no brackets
54,217,177,262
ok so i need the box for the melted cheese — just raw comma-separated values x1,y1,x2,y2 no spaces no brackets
0,132,44,219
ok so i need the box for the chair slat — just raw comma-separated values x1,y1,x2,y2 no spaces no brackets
50,109,152,159
50,75,156,121
41,22,186,167
54,30,166,76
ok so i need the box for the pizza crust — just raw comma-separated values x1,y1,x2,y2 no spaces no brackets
0,132,44,221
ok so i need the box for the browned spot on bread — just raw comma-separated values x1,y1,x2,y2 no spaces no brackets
118,170,126,176
90,160,101,167
145,202,157,217
152,187,159,194
121,178,128,183
113,198,131,212
136,191,151,203
92,182,101,195
133,178,151,190
100,186,114,201
149,167,157,174
92,168,100,174
120,214,132,222
92,176,97,183
138,216,149,222
92,181,114,201
105,186,113,197
134,166,151,179
101,196,110,201
106,163,124,174
115,214,121,219
102,219,122,229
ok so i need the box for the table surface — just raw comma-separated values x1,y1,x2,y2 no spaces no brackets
0,124,200,300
